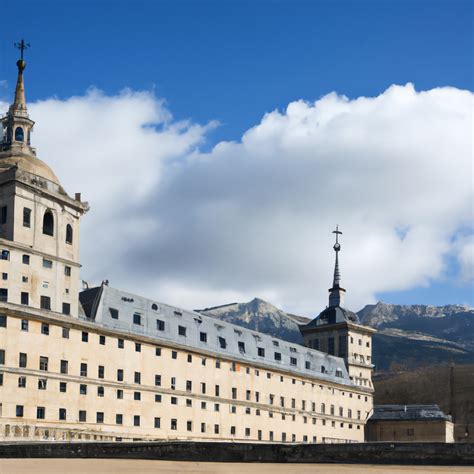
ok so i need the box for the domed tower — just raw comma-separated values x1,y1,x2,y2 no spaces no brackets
300,227,376,389
0,41,88,317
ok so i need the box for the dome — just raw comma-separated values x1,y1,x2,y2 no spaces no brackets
0,153,60,185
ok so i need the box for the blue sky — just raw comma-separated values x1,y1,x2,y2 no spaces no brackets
0,0,472,311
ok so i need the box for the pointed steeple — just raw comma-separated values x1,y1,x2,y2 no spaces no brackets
328,225,346,307
1,39,36,156
12,58,27,113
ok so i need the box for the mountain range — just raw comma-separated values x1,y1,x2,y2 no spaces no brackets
198,299,474,370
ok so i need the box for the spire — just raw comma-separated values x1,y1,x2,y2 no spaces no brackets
12,59,27,112
11,40,30,114
328,225,346,307
1,39,35,155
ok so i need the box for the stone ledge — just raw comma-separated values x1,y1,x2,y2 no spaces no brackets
0,441,472,465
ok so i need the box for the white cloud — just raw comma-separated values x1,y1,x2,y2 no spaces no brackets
1,83,472,315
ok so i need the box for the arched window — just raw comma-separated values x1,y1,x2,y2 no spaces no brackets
15,127,24,142
65,224,73,244
42,211,54,236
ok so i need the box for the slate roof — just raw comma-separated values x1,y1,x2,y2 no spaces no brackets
79,285,356,387
370,405,452,422
301,305,360,329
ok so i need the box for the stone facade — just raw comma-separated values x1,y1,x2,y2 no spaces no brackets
0,53,375,444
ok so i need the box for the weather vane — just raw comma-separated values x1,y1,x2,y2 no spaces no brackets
14,39,30,60
332,225,342,251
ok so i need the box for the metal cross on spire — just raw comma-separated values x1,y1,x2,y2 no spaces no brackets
333,225,342,251
14,39,30,60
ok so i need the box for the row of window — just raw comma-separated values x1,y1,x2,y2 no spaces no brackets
114,308,342,376
0,291,70,313
1,249,72,275
0,206,73,243
0,316,370,400
11,405,359,440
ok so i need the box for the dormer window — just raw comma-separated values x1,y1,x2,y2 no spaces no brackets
65,224,73,244
14,127,24,142
42,211,54,236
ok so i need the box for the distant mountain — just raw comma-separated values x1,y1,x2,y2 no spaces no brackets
358,302,474,370
197,299,474,370
197,298,309,344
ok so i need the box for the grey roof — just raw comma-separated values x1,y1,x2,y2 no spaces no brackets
79,285,356,387
301,306,360,330
370,405,452,422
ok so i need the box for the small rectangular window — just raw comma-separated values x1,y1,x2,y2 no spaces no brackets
155,374,161,386
290,357,297,366
155,394,162,403
59,382,67,393
40,296,51,311
20,292,29,306
257,347,265,357
39,356,48,371
118,338,124,348
116,414,123,425
18,376,26,387
200,332,207,343
171,350,177,359
218,336,226,349
133,415,140,426
60,360,68,374
16,405,24,417
156,319,165,331
62,303,70,315
135,343,141,352
0,315,6,328
79,410,86,422
171,419,177,430
23,208,31,227
186,380,192,392
154,417,161,428
117,389,123,399
238,341,245,353
133,391,140,401
36,407,45,419
42,259,53,269
19,352,27,368
274,352,281,361
22,254,30,265
133,313,141,325
64,265,72,277
178,325,187,337
117,369,124,381
96,412,104,424
2,273,7,281
0,250,9,261
59,408,67,421
134,372,141,384
109,308,118,319
62,327,69,339
0,289,8,302
81,331,88,342
98,365,105,379
155,346,161,356
80,363,88,377
97,386,104,397
99,335,106,345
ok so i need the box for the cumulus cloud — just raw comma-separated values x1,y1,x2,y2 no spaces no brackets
1,83,472,315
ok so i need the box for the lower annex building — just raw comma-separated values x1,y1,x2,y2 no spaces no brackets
0,47,375,443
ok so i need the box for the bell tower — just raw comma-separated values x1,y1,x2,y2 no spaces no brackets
0,41,89,317
300,227,376,389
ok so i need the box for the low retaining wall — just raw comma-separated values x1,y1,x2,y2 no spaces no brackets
0,441,473,465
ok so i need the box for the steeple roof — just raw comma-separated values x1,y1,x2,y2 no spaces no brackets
301,226,360,331
0,41,61,186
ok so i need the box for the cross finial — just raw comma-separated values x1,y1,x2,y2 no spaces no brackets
14,39,30,60
332,225,342,249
